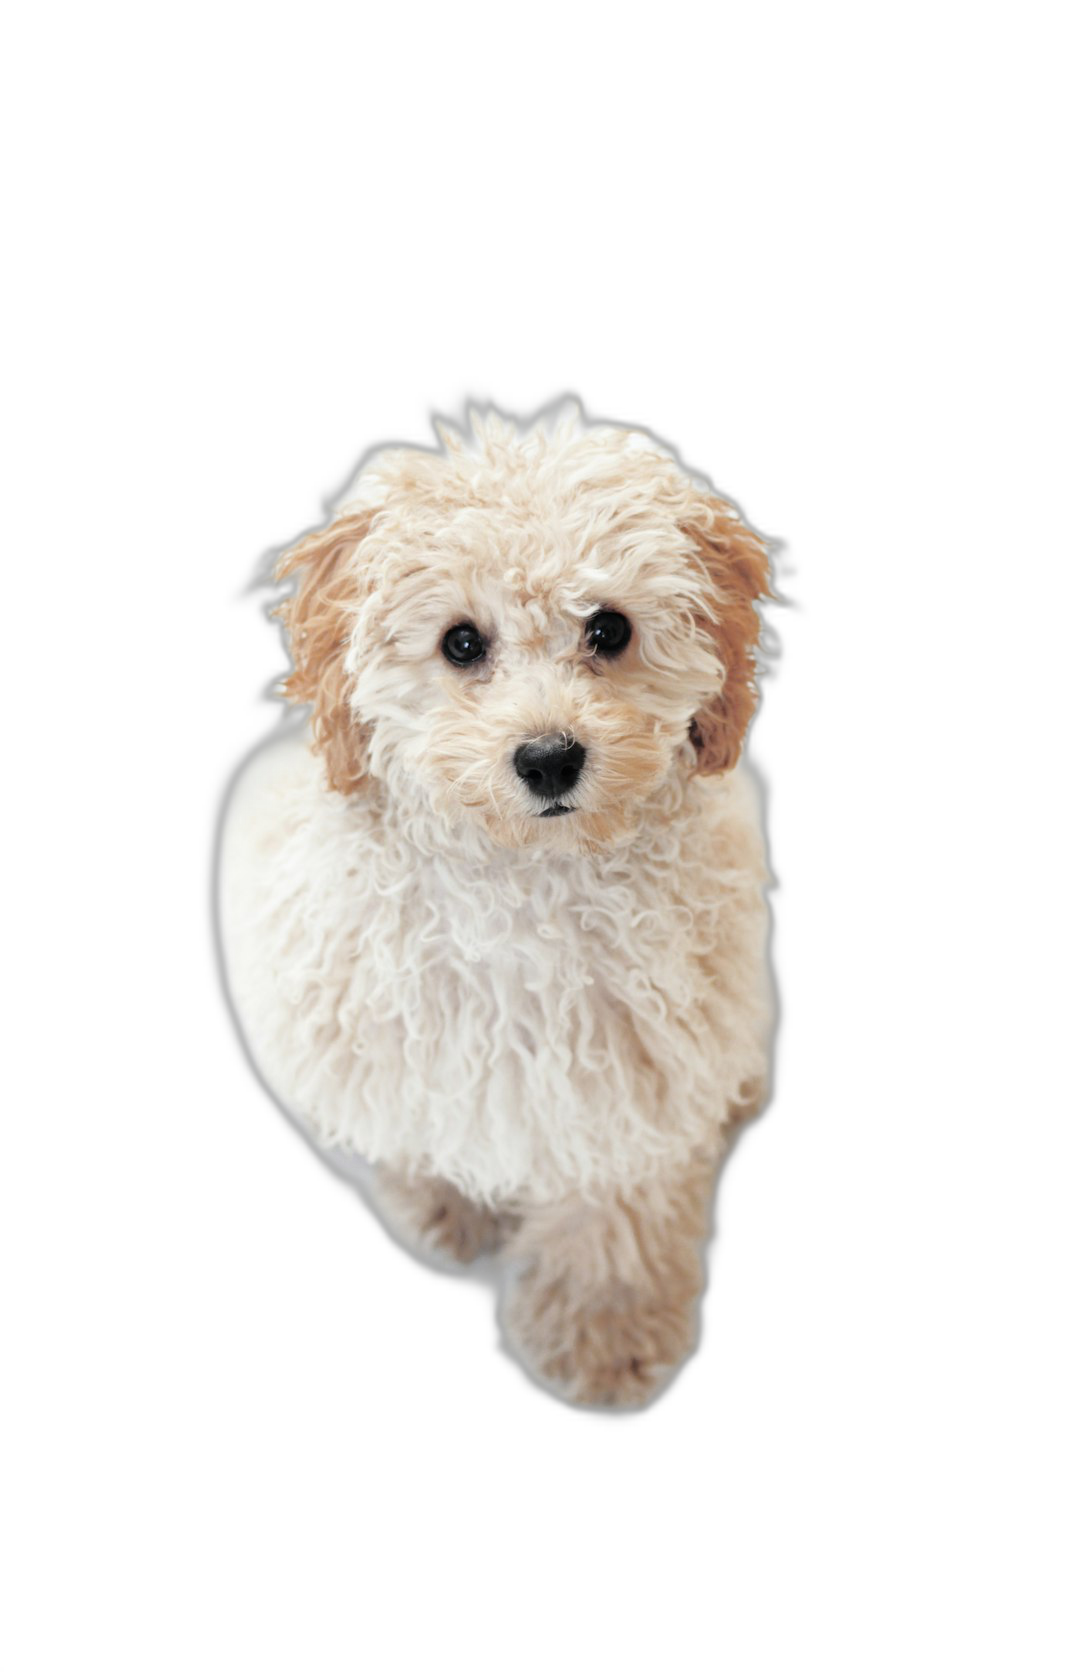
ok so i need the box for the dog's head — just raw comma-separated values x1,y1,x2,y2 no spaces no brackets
275,406,770,849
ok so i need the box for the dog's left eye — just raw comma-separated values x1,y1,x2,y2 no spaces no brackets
584,610,632,658
442,622,487,666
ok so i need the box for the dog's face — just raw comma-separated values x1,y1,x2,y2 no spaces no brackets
276,411,769,850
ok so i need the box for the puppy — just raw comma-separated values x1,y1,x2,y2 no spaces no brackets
219,402,773,1407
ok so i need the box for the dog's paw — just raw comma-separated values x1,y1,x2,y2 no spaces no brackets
502,1270,697,1408
371,1170,515,1267
418,1192,509,1266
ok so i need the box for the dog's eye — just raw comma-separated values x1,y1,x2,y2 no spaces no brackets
441,622,487,666
584,610,632,658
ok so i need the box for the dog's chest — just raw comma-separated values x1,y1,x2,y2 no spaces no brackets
294,833,737,1189
347,843,712,1063
235,769,764,1202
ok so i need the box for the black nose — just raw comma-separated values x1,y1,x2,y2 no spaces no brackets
513,734,586,800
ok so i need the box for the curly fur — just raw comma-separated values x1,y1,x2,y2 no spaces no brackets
219,402,774,1406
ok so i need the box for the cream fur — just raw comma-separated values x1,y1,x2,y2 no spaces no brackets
218,403,774,1404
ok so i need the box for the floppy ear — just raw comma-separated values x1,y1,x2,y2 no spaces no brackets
274,508,374,796
683,497,771,775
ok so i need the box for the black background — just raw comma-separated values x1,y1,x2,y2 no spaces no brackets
156,319,896,1484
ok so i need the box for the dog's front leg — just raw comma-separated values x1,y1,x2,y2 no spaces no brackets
500,1149,719,1408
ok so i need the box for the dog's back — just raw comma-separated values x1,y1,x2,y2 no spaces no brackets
213,725,327,1130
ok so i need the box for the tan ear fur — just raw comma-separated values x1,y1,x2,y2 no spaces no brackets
274,509,373,796
684,498,771,775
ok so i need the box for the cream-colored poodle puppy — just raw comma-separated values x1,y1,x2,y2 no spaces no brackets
219,401,773,1407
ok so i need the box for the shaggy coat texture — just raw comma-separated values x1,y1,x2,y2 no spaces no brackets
219,404,773,1407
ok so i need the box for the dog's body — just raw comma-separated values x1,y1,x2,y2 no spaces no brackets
219,405,774,1406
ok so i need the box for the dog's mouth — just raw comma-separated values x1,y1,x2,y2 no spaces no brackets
537,803,575,818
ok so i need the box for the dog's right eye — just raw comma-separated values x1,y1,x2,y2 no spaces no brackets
441,622,487,666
